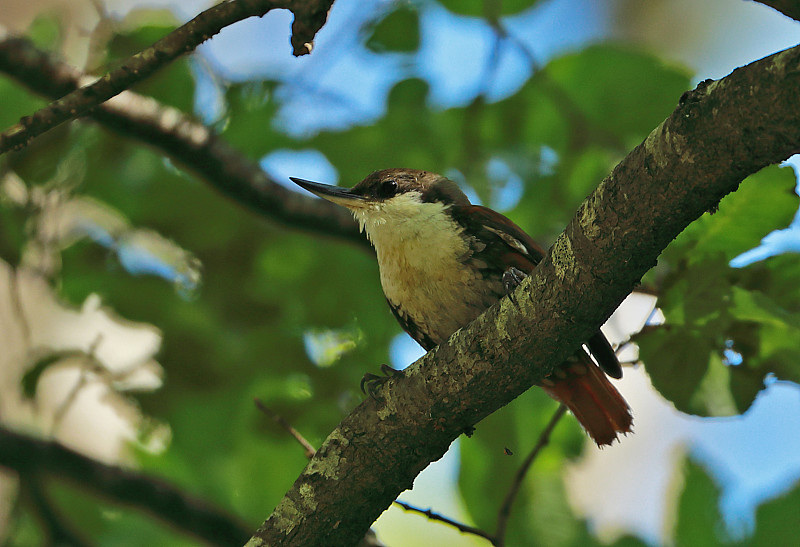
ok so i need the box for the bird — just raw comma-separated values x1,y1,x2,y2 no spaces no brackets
290,168,632,446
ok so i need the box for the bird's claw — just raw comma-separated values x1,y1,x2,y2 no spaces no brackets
502,266,527,305
360,364,404,401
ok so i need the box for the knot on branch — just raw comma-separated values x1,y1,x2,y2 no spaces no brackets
289,1,333,56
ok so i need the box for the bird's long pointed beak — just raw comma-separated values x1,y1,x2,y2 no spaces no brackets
289,177,367,209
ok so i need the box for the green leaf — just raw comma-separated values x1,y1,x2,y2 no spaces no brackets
0,199,27,266
748,479,800,545
667,165,798,263
437,0,540,17
365,6,420,53
26,15,62,52
674,459,724,546
0,76,47,130
692,353,739,416
728,282,800,388
656,255,734,328
545,45,691,146
636,327,713,415
645,164,800,414
730,285,800,329
744,252,800,310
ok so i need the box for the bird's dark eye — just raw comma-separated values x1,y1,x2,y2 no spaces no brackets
378,179,398,199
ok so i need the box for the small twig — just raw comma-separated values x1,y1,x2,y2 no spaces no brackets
253,384,565,546
253,398,493,543
393,500,495,544
252,401,391,546
494,404,567,546
254,398,317,459
0,0,336,156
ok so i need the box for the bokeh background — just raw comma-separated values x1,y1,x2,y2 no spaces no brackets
1,1,800,545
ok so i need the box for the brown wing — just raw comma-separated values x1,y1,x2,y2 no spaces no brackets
450,205,622,379
451,205,545,274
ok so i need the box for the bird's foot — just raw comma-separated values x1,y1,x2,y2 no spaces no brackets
502,266,528,304
360,363,404,401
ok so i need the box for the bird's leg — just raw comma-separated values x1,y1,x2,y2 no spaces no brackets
360,363,404,401
502,266,527,304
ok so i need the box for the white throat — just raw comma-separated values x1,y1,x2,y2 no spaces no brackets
351,192,466,265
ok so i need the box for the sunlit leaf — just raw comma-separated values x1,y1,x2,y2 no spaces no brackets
666,165,798,263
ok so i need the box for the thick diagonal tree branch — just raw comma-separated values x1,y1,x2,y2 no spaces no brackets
248,44,800,546
0,426,251,545
0,0,335,156
0,36,365,247
752,0,800,21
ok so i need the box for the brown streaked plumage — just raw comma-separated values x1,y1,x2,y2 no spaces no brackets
291,168,632,446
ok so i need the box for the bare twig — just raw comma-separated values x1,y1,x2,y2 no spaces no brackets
393,500,495,544
254,398,489,544
0,0,336,155
393,405,568,546
495,404,567,546
253,401,391,546
0,36,366,247
254,398,317,459
0,426,251,545
255,391,563,546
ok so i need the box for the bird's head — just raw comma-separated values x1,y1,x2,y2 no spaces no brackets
290,169,470,240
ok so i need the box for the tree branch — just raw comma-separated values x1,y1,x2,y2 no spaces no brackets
752,0,800,21
0,426,251,545
0,36,365,247
247,44,800,546
0,0,335,156
255,399,318,459
393,500,495,544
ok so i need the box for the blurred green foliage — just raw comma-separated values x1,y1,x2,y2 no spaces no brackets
365,5,421,52
438,0,541,17
1,2,799,546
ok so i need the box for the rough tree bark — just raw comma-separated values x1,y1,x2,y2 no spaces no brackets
248,45,800,546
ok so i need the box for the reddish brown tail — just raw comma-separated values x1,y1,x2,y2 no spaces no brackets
541,352,633,446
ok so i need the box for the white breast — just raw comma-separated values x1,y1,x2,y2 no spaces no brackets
353,193,501,345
